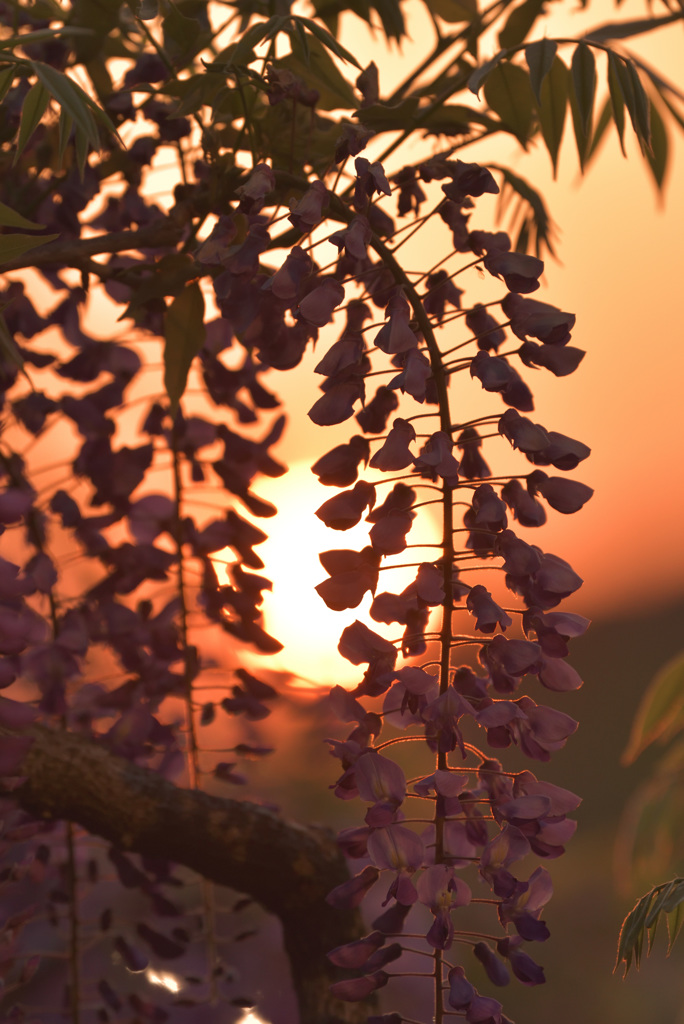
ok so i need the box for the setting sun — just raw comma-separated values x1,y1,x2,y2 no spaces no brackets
213,460,441,689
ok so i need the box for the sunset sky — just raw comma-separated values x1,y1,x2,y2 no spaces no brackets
23,0,681,688
241,0,684,685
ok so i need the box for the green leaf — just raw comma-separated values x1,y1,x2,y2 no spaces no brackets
0,232,58,264
583,10,684,43
371,0,406,42
294,16,363,70
617,880,684,975
163,73,225,119
164,281,206,416
14,81,50,165
607,52,627,155
489,162,558,257
161,1,209,67
30,60,99,150
537,54,569,176
483,62,535,145
427,0,479,22
124,252,197,321
498,0,546,49
356,96,420,131
421,103,501,136
0,65,15,104
610,54,651,150
224,19,273,69
468,49,509,97
285,27,358,110
0,25,91,50
525,38,557,104
657,88,684,136
0,311,30,383
58,108,73,167
309,0,340,34
74,125,89,177
668,897,684,954
644,97,668,189
626,59,652,149
569,44,596,171
582,95,613,169
623,651,684,763
291,18,310,65
0,202,45,232
311,0,406,40
569,90,589,171
571,41,596,136
629,55,684,108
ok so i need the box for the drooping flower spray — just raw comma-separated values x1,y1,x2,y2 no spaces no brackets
297,154,591,1023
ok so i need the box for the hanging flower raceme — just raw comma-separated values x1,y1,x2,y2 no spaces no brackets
309,153,590,1022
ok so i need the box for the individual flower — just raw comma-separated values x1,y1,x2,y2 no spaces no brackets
416,864,471,949
466,305,506,351
298,277,345,327
315,481,376,530
369,418,416,471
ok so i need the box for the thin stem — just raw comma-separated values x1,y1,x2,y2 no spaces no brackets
171,422,219,1002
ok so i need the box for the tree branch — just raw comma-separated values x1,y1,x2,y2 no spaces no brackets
0,221,184,273
1,724,367,1024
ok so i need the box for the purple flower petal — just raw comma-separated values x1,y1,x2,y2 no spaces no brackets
388,348,433,401
502,293,575,345
448,965,476,1009
326,864,380,909
466,993,504,1023
298,277,345,327
367,825,424,871
329,971,388,1002
311,436,370,486
316,481,376,530
466,304,506,351
473,942,510,986
327,931,385,969
317,546,380,611
355,751,406,806
338,621,397,667
467,585,513,633
519,339,585,376
537,654,583,692
484,251,543,293
527,471,593,514
369,418,416,471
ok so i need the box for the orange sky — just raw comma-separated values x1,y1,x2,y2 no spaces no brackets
15,2,682,688
265,0,684,646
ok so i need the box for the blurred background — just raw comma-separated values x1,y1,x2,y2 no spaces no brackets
7,0,683,1019
230,1,684,1021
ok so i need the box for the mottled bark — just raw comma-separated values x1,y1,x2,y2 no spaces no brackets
1,725,367,1024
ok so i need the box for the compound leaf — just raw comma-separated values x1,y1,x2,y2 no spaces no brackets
525,38,557,104
571,41,596,136
499,0,547,49
14,80,50,164
483,61,535,145
537,54,569,175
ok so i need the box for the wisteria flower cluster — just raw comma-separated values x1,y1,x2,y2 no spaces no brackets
0,0,636,1020
285,156,593,1021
